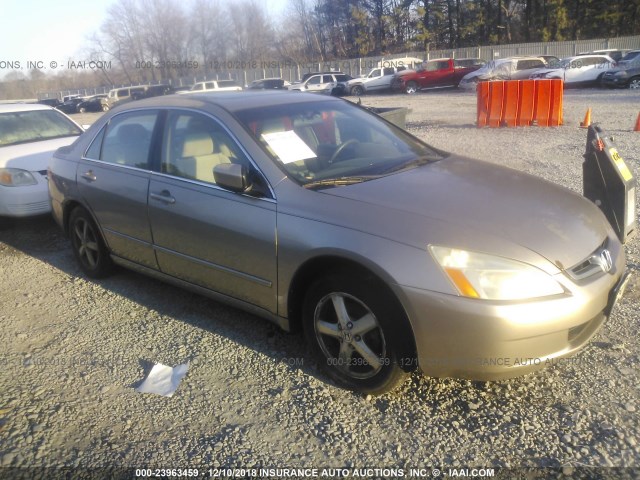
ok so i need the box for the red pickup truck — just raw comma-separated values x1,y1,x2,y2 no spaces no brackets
391,58,485,94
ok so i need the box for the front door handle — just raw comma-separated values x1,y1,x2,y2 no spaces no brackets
81,170,96,182
150,190,176,204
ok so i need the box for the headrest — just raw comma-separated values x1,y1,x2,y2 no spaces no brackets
182,132,214,157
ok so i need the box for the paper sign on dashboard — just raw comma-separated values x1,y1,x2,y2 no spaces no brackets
262,130,317,164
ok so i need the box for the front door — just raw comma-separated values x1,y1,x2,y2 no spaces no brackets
147,110,278,313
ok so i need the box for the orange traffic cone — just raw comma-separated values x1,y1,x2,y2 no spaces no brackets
634,112,640,132
580,107,592,128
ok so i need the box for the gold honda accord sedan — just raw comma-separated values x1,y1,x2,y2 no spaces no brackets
48,91,630,394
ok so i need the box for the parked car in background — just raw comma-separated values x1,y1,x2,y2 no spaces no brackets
453,58,487,68
48,91,629,394
131,84,174,100
289,72,353,95
107,86,146,108
391,58,483,93
77,94,110,113
601,50,640,89
347,57,424,95
619,50,640,64
248,78,290,90
459,56,548,89
577,49,630,62
56,97,86,114
107,84,174,108
177,80,242,94
529,55,615,87
0,104,83,218
538,55,560,66
38,98,62,109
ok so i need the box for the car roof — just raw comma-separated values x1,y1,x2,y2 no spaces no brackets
427,58,451,62
0,103,53,113
112,90,340,113
564,54,614,60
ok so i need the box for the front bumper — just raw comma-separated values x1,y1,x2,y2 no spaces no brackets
0,173,51,217
392,247,627,380
601,74,628,88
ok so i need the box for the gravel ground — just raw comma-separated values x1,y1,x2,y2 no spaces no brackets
1,88,639,477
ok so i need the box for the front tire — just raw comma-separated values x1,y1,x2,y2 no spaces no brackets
629,76,640,89
405,81,418,94
78,107,86,113
303,272,409,395
351,85,365,96
69,207,113,278
102,104,110,112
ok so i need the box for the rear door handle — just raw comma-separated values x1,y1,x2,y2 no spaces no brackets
81,170,96,182
150,190,176,204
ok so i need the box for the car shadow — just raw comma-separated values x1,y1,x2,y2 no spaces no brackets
0,214,348,392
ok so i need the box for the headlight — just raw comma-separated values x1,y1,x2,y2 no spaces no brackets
0,168,38,187
429,246,564,300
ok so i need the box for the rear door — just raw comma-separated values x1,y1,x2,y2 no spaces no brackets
147,110,277,312
77,110,161,268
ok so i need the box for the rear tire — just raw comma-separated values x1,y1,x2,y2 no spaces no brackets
303,272,409,395
69,207,113,278
78,107,86,113
405,81,418,94
102,104,110,112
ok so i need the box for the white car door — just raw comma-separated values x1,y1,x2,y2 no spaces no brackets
367,67,395,91
565,56,608,84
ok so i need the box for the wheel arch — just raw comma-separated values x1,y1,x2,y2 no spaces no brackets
62,200,108,249
287,254,418,371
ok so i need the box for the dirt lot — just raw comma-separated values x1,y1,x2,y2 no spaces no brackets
1,88,639,476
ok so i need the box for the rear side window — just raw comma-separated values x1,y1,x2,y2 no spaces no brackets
517,60,544,70
97,111,159,169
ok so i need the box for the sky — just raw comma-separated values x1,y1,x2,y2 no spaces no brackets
0,0,288,79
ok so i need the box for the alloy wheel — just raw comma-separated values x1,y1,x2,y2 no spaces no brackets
313,292,385,380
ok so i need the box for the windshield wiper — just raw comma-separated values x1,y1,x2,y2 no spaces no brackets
303,175,380,190
382,156,433,174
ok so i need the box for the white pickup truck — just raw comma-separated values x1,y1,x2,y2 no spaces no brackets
347,57,423,95
177,80,242,94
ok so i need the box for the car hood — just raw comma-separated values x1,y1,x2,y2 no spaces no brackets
323,155,611,270
0,136,79,170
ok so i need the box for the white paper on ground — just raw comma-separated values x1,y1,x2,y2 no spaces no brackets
135,362,189,397
261,130,317,164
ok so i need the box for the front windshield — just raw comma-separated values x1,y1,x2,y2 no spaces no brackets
234,99,444,186
0,109,83,147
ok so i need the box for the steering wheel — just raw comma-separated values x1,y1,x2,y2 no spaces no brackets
329,139,359,164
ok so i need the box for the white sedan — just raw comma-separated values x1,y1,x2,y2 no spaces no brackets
529,55,616,86
0,103,83,217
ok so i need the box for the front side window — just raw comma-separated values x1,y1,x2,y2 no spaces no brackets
306,76,321,85
369,69,381,78
99,111,158,169
161,111,251,185
234,100,444,188
0,109,83,147
116,89,129,98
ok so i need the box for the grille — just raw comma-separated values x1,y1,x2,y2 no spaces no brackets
568,240,611,281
